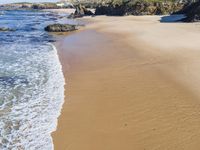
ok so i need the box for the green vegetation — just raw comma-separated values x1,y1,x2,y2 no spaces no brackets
99,0,189,5
95,0,187,16
142,0,177,2
107,0,177,7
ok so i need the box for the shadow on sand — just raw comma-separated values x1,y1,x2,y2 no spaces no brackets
160,14,186,23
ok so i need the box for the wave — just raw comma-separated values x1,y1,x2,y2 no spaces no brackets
0,43,65,150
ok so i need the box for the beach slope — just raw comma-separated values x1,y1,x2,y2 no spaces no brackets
53,16,200,150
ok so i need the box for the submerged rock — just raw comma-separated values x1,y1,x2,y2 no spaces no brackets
0,27,15,32
44,24,77,32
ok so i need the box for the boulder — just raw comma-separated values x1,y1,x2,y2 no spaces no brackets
44,24,77,32
68,4,94,18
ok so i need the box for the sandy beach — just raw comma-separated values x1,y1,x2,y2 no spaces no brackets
53,15,200,150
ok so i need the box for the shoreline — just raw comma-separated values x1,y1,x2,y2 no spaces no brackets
53,15,200,150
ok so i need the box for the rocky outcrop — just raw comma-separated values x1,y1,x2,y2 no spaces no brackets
44,24,77,32
0,2,64,10
95,0,185,16
0,27,15,32
179,1,200,22
68,4,94,18
32,3,59,9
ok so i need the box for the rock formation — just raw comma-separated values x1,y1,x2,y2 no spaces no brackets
68,4,94,18
44,24,77,32
179,1,200,22
95,0,186,16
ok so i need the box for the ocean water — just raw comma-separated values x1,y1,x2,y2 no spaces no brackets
0,10,65,149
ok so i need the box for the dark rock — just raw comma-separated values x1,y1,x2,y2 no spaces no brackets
95,0,185,16
68,4,94,19
67,13,75,19
48,39,56,42
95,5,109,15
0,27,15,32
179,1,200,22
44,24,77,32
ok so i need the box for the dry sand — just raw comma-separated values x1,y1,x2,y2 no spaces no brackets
53,15,200,150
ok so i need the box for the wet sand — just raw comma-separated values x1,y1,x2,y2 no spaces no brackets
53,16,200,150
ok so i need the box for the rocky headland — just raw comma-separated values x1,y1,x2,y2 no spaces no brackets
0,2,71,10
95,0,186,16
2,0,200,23
67,0,199,20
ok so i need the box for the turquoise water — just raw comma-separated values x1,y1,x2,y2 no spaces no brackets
0,10,65,149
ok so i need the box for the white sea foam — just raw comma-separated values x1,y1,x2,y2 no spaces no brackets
0,43,65,150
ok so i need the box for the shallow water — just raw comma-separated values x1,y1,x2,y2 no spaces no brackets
0,10,65,149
